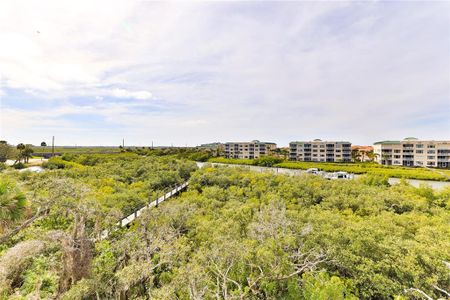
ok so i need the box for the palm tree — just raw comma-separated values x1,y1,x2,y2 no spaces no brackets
366,151,378,162
0,180,26,233
15,143,25,163
23,145,34,163
351,149,362,162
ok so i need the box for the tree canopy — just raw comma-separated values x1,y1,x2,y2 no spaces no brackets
0,154,449,299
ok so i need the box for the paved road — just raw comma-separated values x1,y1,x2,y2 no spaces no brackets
196,162,450,190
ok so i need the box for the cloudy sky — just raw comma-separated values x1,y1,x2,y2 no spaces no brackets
0,1,449,147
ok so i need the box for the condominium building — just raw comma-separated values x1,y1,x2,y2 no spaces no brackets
289,139,352,162
224,140,277,159
373,138,450,168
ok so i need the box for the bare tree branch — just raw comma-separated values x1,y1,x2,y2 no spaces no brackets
0,206,48,244
433,285,450,298
404,288,434,300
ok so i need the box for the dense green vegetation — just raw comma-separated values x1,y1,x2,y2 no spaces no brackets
32,146,218,162
0,154,197,299
128,147,218,162
0,154,449,299
1,142,216,172
209,157,450,181
32,146,121,155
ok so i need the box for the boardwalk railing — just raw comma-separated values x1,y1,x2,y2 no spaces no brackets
99,182,189,240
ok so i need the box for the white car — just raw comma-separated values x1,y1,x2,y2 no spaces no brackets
306,168,319,174
327,171,353,180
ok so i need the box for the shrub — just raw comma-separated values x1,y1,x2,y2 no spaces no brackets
254,156,284,167
42,157,83,170
13,162,25,170
359,174,390,187
208,157,255,165
0,240,46,294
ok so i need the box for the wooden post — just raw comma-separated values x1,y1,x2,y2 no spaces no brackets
51,136,55,157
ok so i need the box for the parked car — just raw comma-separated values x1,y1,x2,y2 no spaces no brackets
306,168,319,174
326,171,353,180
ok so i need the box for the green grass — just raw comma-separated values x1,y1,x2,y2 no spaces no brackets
208,157,450,181
32,146,121,155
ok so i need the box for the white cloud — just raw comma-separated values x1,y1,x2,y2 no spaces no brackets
109,88,152,100
0,1,448,145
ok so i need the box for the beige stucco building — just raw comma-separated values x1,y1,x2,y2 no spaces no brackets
289,139,352,162
373,138,450,168
224,140,277,159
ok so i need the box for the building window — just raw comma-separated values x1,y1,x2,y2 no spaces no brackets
427,150,435,154
416,144,424,148
427,156,435,160
416,150,423,154
428,145,436,148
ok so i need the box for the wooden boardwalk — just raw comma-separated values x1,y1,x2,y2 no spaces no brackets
100,182,189,239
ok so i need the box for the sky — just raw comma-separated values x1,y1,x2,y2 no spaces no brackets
0,0,449,147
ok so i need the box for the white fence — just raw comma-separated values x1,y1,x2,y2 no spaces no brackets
100,182,189,240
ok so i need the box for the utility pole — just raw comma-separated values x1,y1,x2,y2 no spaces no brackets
122,138,125,148
52,136,55,157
